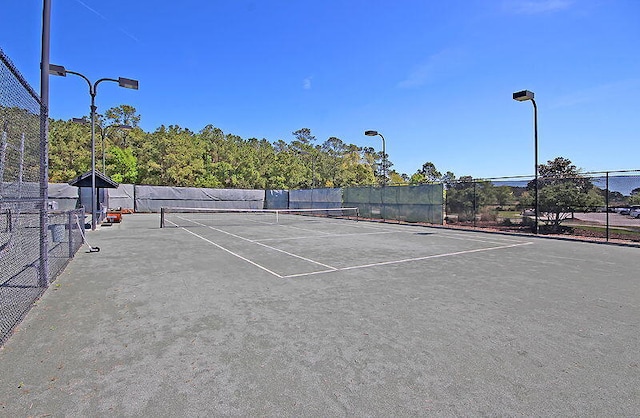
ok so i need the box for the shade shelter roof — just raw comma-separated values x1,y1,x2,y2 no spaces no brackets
68,170,119,189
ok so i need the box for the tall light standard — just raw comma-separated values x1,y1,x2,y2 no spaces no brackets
72,117,132,175
513,89,539,234
39,0,52,286
49,64,138,230
364,130,386,186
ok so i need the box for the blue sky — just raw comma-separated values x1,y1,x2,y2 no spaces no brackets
2,0,639,179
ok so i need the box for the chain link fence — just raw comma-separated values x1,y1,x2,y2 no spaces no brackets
1,48,84,346
444,171,640,243
275,184,444,224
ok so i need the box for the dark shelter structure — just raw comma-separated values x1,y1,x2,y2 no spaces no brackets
68,170,118,225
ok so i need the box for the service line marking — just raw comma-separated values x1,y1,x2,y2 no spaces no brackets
282,241,534,278
177,216,337,271
169,217,533,279
255,230,397,242
170,221,283,278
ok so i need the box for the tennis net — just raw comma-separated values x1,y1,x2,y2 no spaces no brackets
160,207,360,228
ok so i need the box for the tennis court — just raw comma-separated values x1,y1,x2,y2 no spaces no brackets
1,212,639,416
159,207,534,279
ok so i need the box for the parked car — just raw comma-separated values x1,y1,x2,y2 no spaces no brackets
619,207,631,215
630,206,640,218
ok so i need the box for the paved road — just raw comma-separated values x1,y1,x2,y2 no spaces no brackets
573,212,640,227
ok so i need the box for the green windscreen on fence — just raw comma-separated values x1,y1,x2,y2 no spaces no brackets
289,188,342,210
343,184,443,224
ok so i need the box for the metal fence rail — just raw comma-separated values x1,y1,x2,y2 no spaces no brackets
271,176,639,244
444,171,640,243
0,208,85,346
0,48,83,346
48,208,85,279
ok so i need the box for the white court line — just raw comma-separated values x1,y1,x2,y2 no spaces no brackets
168,216,533,279
429,232,528,246
275,223,336,235
282,241,533,278
256,231,397,242
324,220,528,245
267,215,370,236
257,228,527,246
181,217,338,271
168,220,283,278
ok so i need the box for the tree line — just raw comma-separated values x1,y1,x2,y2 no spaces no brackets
48,105,386,189
46,104,640,231
47,104,484,189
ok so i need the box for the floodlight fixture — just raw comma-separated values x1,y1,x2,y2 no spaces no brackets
118,77,139,90
364,130,387,186
513,89,539,234
513,90,534,102
48,64,67,77
49,65,139,230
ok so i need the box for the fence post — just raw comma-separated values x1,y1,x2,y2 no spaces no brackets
443,184,447,224
473,181,477,227
68,210,74,257
605,172,609,242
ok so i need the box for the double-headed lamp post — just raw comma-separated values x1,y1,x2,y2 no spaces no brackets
364,130,386,186
513,89,539,234
49,64,138,230
72,117,132,175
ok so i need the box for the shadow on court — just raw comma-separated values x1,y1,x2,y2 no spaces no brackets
1,213,639,416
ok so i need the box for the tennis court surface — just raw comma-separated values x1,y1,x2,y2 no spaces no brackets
1,212,639,416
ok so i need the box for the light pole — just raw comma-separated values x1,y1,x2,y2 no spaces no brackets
49,64,138,230
513,89,539,234
39,0,52,286
364,130,386,186
73,117,132,174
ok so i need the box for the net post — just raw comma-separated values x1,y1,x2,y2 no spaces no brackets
160,207,165,228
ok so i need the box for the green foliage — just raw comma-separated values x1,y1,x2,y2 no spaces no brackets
415,162,442,183
48,119,91,182
446,179,498,221
48,106,623,230
104,104,140,128
446,179,475,221
48,112,386,189
628,194,640,205
493,186,515,207
521,157,605,231
107,146,138,183
409,172,426,185
389,171,407,185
